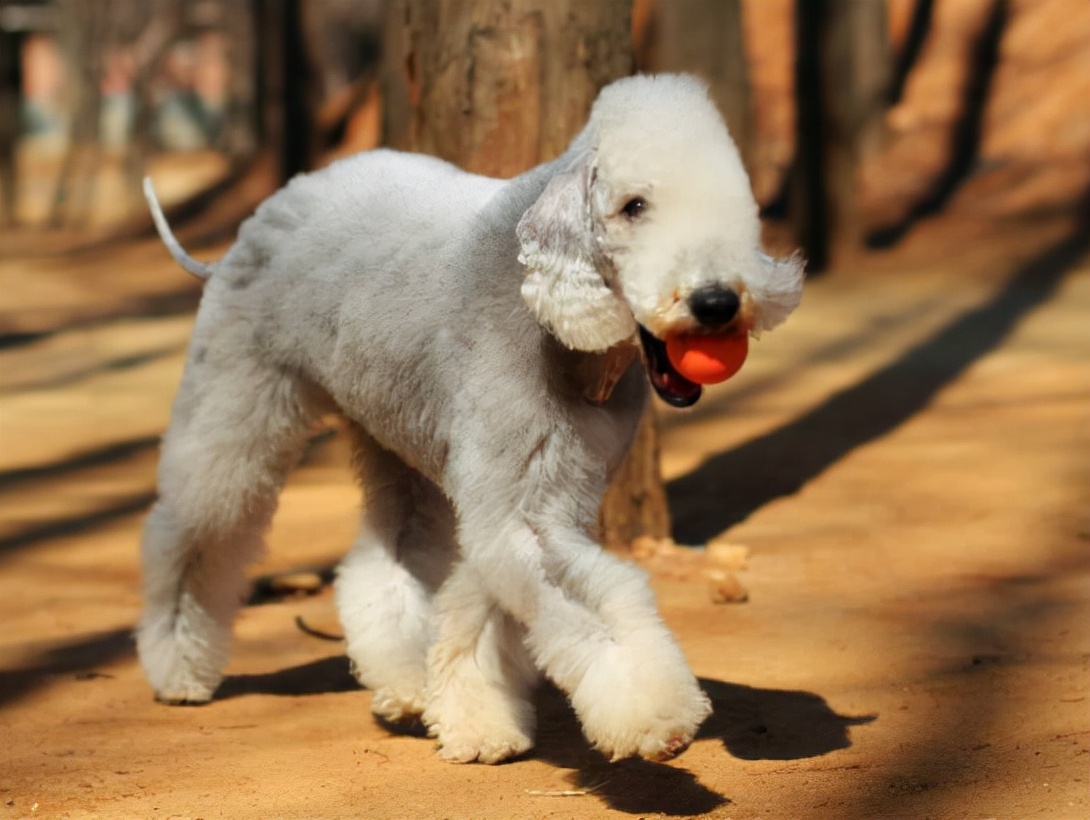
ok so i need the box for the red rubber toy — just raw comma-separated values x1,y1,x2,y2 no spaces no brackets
665,332,749,384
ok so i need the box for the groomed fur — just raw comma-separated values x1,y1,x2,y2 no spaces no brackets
137,73,803,764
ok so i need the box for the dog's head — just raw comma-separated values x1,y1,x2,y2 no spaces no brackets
516,74,803,407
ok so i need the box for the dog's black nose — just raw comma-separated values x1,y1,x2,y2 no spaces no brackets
688,286,740,329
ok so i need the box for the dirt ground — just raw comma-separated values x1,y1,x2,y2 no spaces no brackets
1,210,1088,820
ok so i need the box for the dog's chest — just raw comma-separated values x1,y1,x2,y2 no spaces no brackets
570,364,648,480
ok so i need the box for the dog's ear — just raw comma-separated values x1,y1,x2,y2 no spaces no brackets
516,158,636,352
750,250,806,334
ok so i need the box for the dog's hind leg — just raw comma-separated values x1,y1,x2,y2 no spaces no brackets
423,563,538,763
136,355,323,704
335,434,455,727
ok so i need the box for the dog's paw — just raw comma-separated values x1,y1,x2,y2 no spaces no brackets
141,644,220,705
152,681,216,705
370,685,426,724
624,723,704,762
432,724,534,764
137,612,229,707
423,681,535,764
570,641,711,762
594,699,711,762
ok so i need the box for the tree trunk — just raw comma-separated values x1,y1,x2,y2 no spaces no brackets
49,0,109,228
383,0,631,175
382,0,671,551
255,0,315,184
218,2,260,163
0,26,22,228
792,0,890,271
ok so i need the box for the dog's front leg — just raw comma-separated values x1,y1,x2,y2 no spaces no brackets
451,506,708,762
537,529,712,761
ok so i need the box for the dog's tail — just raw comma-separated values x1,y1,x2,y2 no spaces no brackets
143,177,213,280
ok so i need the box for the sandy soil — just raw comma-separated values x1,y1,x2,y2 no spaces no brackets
1,213,1087,819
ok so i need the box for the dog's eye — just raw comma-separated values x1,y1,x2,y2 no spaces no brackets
620,197,648,220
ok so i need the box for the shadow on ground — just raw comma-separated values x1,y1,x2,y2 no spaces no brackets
212,655,869,816
0,627,133,707
2,621,872,817
668,222,1090,543
697,678,875,760
534,676,870,815
216,654,360,699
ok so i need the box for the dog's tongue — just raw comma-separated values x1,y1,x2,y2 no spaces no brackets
638,326,702,408
650,367,703,408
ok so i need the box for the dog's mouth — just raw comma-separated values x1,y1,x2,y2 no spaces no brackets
637,325,702,408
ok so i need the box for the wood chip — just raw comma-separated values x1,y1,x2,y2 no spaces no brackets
630,535,678,560
705,537,750,570
708,571,749,604
631,536,707,580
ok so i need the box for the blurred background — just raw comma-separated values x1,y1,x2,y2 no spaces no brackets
1,0,1086,258
1,0,1086,545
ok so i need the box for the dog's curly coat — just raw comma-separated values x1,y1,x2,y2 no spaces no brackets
137,74,804,764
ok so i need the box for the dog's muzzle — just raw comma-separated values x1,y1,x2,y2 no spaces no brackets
637,286,744,408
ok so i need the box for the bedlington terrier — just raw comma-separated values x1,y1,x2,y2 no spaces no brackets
137,73,804,764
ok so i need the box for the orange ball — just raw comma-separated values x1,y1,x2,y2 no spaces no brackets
665,332,749,384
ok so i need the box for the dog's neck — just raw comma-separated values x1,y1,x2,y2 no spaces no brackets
573,341,639,405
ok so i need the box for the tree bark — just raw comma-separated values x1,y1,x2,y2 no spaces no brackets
383,0,631,176
792,0,890,270
0,26,22,228
382,0,670,551
255,0,315,184
49,0,109,228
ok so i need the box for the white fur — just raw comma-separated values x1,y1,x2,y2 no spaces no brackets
137,74,803,764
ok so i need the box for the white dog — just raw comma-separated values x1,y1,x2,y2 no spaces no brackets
137,73,803,764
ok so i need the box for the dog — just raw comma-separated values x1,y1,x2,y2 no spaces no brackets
137,73,804,764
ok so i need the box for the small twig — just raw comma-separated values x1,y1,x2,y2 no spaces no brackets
294,615,343,642
360,748,390,764
524,779,607,798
